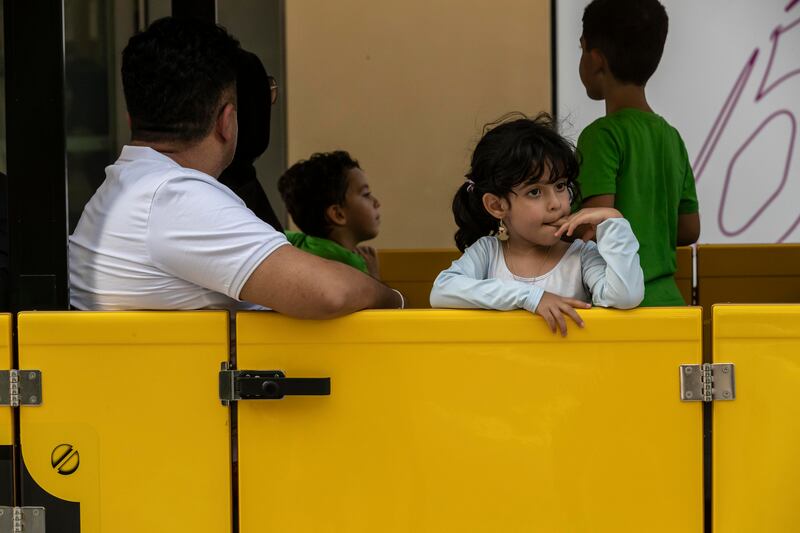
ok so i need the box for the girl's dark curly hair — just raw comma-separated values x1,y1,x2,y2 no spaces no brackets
453,112,580,251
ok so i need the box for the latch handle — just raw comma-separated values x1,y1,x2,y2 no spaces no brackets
219,366,330,403
238,372,330,399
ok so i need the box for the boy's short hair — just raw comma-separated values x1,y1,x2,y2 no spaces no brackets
582,0,668,86
122,17,241,144
278,151,361,238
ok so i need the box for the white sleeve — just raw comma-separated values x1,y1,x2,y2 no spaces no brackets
146,176,289,300
581,218,645,309
430,238,544,312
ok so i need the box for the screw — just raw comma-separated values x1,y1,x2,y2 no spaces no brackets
685,367,693,374
29,396,37,403
32,509,39,516
685,391,694,399
723,391,730,398
722,366,729,373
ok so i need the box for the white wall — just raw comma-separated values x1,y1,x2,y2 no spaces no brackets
556,0,800,243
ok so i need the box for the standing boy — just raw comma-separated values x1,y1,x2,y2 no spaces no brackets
576,0,700,306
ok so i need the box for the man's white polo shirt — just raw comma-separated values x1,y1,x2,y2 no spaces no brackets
69,145,289,310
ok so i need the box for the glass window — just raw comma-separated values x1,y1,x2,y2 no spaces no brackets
64,0,170,232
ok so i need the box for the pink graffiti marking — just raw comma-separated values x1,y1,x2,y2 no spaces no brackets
693,50,758,182
756,15,800,100
717,110,796,237
693,10,800,242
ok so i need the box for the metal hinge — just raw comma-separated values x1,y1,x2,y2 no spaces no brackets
0,370,42,407
0,507,45,533
219,362,330,405
680,363,735,402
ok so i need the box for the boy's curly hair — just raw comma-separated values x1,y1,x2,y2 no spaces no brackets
278,151,361,238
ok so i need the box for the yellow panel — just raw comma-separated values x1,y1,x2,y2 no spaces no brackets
238,308,703,533
0,314,11,447
17,311,232,533
378,249,460,309
712,305,800,533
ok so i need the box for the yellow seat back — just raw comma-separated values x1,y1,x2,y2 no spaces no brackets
236,308,703,532
17,311,231,533
712,305,800,532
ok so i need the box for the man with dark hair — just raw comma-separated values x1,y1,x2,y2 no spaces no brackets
278,151,382,278
576,0,700,306
69,17,402,315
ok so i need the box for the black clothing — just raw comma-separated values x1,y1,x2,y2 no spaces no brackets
219,49,284,232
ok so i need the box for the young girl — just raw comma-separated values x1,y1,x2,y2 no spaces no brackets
430,113,644,335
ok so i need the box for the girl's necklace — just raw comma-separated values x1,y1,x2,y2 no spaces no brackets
504,240,554,280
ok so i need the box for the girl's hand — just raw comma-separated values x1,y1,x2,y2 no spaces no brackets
553,207,622,241
356,246,381,279
535,292,591,336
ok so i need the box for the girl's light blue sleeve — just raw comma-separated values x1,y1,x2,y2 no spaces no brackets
429,238,545,312
581,218,645,309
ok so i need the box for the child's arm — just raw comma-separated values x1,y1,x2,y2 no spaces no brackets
576,194,614,241
677,137,700,245
580,219,644,309
677,213,700,245
576,125,618,211
556,209,644,309
583,191,701,245
356,246,381,279
431,238,590,335
430,239,544,312
582,194,614,209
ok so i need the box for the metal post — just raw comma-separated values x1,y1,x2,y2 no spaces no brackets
4,0,69,312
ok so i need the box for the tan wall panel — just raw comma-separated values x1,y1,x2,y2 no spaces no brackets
285,1,552,247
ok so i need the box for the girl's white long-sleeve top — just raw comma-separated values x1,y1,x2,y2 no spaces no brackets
430,218,645,312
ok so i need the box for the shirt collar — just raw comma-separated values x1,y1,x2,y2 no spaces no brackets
118,145,182,167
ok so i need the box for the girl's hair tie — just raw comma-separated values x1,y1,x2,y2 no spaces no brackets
464,178,476,193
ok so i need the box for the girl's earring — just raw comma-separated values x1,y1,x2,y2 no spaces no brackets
497,220,509,241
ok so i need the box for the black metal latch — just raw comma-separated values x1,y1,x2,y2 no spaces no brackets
219,363,330,405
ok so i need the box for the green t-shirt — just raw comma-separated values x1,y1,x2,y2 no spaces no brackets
577,108,699,306
285,231,368,273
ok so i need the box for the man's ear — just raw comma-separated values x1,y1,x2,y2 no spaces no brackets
217,102,237,143
325,204,347,227
482,193,508,220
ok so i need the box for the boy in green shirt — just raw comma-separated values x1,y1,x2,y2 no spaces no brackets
576,0,700,306
278,151,382,278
